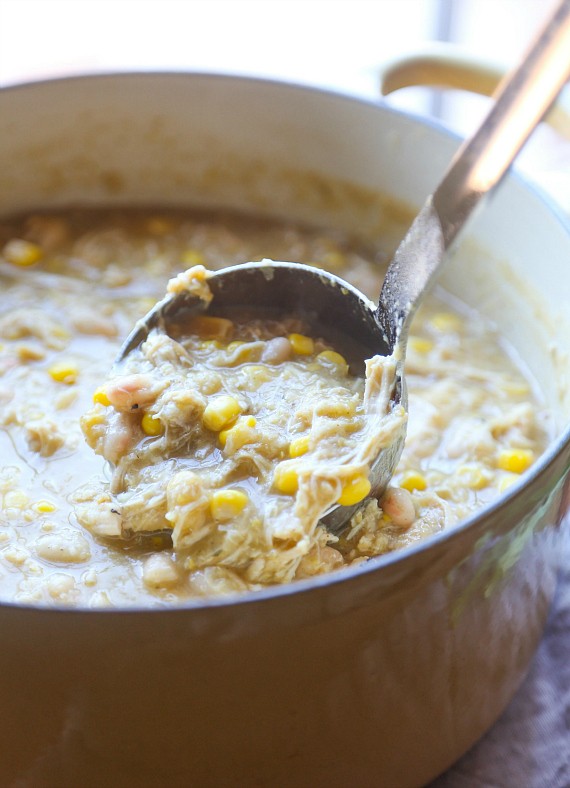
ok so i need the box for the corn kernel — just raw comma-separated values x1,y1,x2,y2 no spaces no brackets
497,449,534,474
400,470,427,492
48,361,78,384
456,464,490,490
181,248,206,266
338,473,371,506
219,415,257,449
202,395,242,431
430,312,462,333
141,412,164,436
289,435,310,458
273,463,299,495
408,336,434,354
337,474,371,506
317,350,348,371
210,489,249,521
93,387,111,406
3,238,43,267
225,341,257,365
33,500,57,514
80,410,106,432
288,333,314,355
187,315,234,341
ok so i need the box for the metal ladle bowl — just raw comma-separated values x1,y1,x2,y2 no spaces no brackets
118,0,570,535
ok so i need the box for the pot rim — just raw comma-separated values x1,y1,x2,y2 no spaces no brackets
1,70,569,615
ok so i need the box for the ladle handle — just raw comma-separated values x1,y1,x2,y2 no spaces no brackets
377,0,570,350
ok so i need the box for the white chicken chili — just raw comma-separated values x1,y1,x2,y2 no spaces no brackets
0,208,548,606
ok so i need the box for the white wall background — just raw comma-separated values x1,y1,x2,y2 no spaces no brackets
0,0,557,106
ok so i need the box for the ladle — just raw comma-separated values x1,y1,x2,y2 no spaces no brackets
118,0,570,535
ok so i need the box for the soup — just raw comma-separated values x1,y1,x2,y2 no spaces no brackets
0,208,548,606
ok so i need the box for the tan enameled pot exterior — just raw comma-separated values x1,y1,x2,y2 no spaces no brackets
0,74,569,787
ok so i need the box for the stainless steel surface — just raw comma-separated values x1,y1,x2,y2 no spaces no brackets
118,0,570,536
379,0,570,349
117,260,385,366
117,260,405,535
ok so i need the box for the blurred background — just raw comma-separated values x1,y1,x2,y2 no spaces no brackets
0,0,568,204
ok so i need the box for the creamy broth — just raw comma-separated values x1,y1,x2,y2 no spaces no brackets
0,209,548,606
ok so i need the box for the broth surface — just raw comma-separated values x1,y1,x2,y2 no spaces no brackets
0,209,548,606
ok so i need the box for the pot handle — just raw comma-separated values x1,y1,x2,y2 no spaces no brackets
378,42,570,139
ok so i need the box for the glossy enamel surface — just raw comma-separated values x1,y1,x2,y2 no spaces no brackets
0,73,569,787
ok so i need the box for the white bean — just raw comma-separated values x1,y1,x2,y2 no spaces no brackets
104,373,161,411
261,337,292,364
381,486,416,528
34,530,91,564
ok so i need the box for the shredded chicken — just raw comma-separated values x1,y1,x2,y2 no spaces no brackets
80,266,407,585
